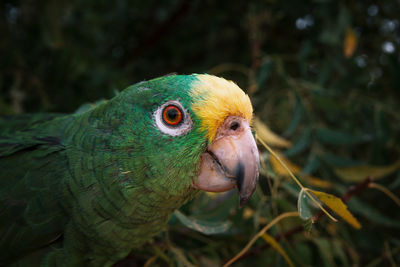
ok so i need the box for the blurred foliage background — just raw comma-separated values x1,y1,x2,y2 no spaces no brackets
1,0,400,266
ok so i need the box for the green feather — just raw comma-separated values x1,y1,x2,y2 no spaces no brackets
0,74,211,266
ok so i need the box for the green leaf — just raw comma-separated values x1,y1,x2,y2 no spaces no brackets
298,41,312,78
297,188,313,220
189,191,236,221
320,152,363,167
371,109,392,164
257,59,272,88
282,182,301,197
303,219,314,234
317,61,333,86
312,95,346,114
291,242,312,265
170,246,197,267
283,96,304,137
347,197,400,228
173,210,232,235
389,171,400,190
316,127,370,146
314,238,337,267
332,239,350,267
284,128,311,157
302,155,320,175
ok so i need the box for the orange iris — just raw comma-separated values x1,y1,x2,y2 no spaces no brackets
162,105,183,126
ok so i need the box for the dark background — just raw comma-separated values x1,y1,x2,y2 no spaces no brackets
1,1,400,266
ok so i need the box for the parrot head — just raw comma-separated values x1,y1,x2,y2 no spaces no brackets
112,74,259,207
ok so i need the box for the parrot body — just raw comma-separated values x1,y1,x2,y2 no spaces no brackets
0,74,258,266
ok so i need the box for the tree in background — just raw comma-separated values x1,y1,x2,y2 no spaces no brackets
1,1,400,266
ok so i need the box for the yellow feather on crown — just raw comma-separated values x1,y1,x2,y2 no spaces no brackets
190,74,253,142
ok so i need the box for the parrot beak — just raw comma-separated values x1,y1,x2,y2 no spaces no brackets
193,116,260,207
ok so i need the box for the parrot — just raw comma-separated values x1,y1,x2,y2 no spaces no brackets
0,74,260,266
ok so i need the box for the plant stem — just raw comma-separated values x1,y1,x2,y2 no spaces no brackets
229,177,373,264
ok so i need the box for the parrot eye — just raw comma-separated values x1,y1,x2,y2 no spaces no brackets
162,105,183,126
154,100,192,136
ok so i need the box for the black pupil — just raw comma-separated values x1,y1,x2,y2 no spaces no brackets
167,108,179,121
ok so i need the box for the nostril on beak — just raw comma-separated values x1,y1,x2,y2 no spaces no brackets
230,121,240,131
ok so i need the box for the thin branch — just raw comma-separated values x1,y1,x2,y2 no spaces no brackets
257,137,337,221
223,211,299,267
230,177,373,263
369,182,400,207
121,1,191,67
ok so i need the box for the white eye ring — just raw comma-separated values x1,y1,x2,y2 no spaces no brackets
153,100,193,136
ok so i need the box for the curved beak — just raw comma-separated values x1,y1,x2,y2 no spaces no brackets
193,116,260,207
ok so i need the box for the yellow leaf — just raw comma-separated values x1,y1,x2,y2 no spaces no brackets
326,222,338,236
343,27,357,58
305,175,333,189
270,152,301,176
261,233,295,267
268,150,332,188
254,117,291,148
243,208,267,223
223,211,299,267
309,189,361,229
205,192,219,198
333,159,400,182
243,207,254,219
